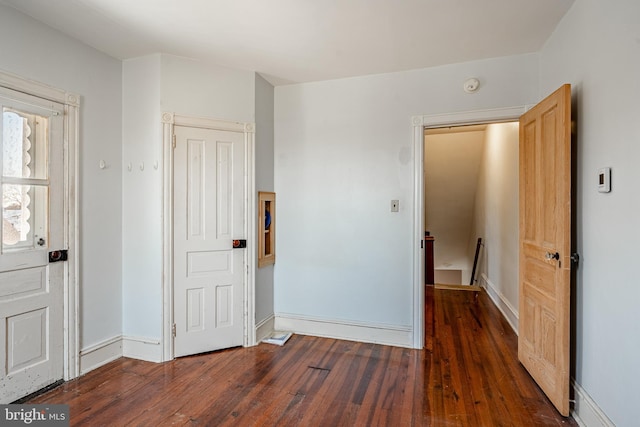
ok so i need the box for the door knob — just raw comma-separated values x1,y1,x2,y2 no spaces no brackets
545,251,560,261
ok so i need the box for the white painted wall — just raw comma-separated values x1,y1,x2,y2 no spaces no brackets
122,55,162,340
434,270,462,286
539,1,640,425
121,54,257,344
255,74,275,324
160,55,255,123
469,123,519,312
425,131,485,280
0,5,123,350
274,54,538,331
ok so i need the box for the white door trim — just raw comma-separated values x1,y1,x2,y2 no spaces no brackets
411,106,527,349
161,113,256,361
0,69,80,381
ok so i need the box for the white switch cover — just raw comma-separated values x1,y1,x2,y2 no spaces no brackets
391,200,399,212
598,167,611,193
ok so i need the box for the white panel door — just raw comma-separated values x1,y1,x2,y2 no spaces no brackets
0,89,65,402
173,126,245,357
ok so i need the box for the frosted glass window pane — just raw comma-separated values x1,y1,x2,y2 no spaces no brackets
2,184,48,249
2,110,48,180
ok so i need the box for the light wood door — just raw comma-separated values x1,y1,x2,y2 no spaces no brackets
173,126,245,357
518,84,572,416
0,89,65,402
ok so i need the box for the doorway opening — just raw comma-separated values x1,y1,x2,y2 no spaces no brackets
411,107,527,349
415,87,573,415
161,114,256,362
424,122,519,293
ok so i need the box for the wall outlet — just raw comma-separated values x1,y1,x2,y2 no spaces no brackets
391,200,399,212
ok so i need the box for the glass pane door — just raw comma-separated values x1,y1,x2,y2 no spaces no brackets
2,108,49,251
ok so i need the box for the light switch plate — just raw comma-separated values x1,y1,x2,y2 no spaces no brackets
391,200,399,212
598,167,611,193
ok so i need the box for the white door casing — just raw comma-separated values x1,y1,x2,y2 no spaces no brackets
412,107,528,349
0,82,78,402
162,113,256,361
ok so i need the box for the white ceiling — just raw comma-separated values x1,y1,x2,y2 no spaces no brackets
0,0,574,85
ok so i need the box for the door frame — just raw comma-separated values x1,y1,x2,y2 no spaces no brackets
411,106,528,349
161,113,256,361
0,69,80,380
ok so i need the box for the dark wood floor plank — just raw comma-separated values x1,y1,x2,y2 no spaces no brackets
239,339,330,426
28,287,578,426
126,349,245,426
301,340,370,427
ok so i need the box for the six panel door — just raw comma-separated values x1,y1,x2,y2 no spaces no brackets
173,126,245,357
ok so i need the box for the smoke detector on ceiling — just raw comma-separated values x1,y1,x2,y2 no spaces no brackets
463,77,480,93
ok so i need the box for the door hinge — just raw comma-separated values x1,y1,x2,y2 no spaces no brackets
570,253,580,266
171,323,176,338
172,134,176,149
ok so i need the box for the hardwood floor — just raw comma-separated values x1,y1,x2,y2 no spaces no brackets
29,288,578,426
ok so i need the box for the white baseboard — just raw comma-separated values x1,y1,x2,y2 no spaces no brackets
480,273,519,334
122,336,163,363
572,380,615,427
79,336,123,375
274,313,413,348
255,314,275,343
